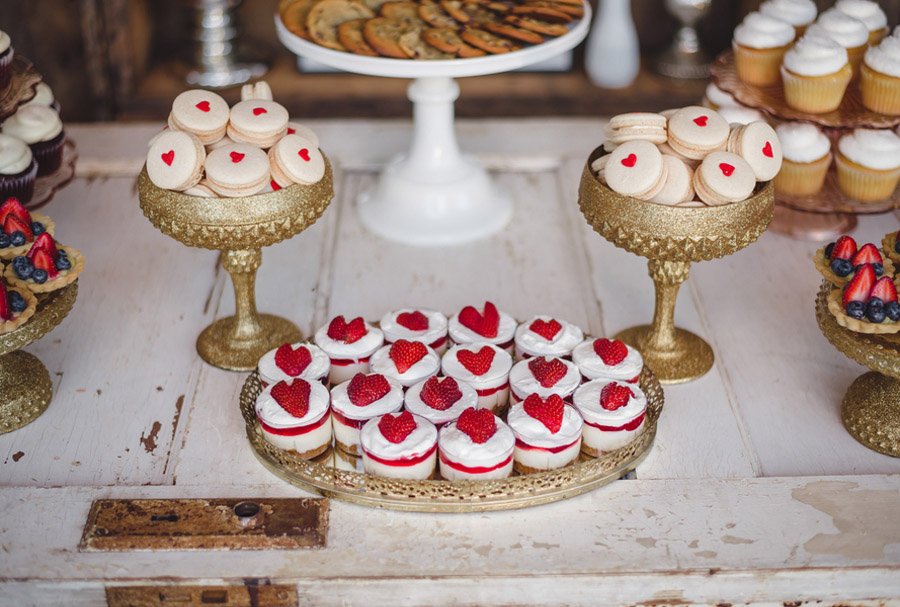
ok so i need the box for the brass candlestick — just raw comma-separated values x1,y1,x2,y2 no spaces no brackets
578,146,774,384
138,160,334,371
815,281,900,458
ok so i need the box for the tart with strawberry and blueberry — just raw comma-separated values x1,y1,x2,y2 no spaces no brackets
827,264,900,334
0,275,37,334
815,235,894,287
360,411,438,480
254,377,332,458
257,341,330,388
572,337,644,384
508,355,581,405
447,301,517,352
314,315,384,385
513,315,584,360
883,230,900,266
573,379,648,456
4,232,83,294
507,394,583,474
369,339,441,388
379,308,449,354
0,197,54,261
437,407,515,481
404,375,478,427
329,372,403,455
441,342,513,413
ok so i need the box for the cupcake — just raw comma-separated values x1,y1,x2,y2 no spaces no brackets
702,83,740,111
781,33,853,114
759,0,817,37
508,356,581,405
314,315,384,385
379,308,449,354
860,37,900,115
572,337,643,384
0,135,37,203
22,83,61,113
573,379,648,456
369,339,441,388
0,30,13,93
513,315,584,360
404,375,478,427
732,12,796,86
437,407,515,481
330,372,404,455
1,106,65,176
360,411,438,480
257,342,330,388
717,106,767,125
448,301,517,352
807,9,869,74
835,0,888,45
255,378,332,458
442,343,513,412
507,395,583,474
774,122,832,196
835,129,900,202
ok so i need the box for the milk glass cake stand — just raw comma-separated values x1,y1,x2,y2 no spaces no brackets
275,8,590,246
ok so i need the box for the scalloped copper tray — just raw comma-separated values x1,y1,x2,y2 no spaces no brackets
26,139,78,211
777,161,898,215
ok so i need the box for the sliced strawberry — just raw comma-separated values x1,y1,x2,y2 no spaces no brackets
30,249,58,278
28,232,58,256
600,382,633,411
455,407,497,443
528,356,567,388
529,318,562,341
347,373,391,407
522,394,564,433
0,197,30,227
457,301,500,338
4,214,33,241
842,264,876,307
456,345,496,376
420,376,463,410
274,344,312,376
870,276,898,304
593,338,628,366
851,243,882,268
388,339,427,374
270,379,311,418
377,411,417,443
0,280,10,321
326,315,367,343
396,310,429,331
830,235,857,260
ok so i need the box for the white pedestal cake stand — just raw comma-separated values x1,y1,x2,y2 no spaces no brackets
275,9,590,246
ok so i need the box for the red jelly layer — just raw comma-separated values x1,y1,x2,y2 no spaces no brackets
514,436,580,453
474,382,509,397
329,355,372,366
331,407,370,429
363,443,437,467
258,410,330,436
439,450,513,474
582,412,645,432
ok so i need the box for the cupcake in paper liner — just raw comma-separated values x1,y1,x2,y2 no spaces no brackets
780,33,852,114
759,0,817,38
805,10,869,75
0,30,13,93
835,129,900,203
21,83,62,114
834,0,888,46
860,37,900,116
1,106,65,177
0,134,37,204
773,122,832,197
731,12,795,87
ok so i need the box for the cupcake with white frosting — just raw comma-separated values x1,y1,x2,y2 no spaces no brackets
860,36,900,115
437,407,515,480
330,372,404,455
513,315,584,360
835,0,888,45
257,342,330,387
781,33,853,114
360,411,438,480
255,378,332,458
573,379,648,456
379,308,449,354
369,339,441,388
572,337,643,384
807,9,869,73
759,0,817,37
835,129,900,202
0,134,37,203
404,375,478,427
508,356,581,405
442,343,513,412
22,83,61,113
448,301,517,352
774,122,832,196
702,83,740,111
0,30,13,93
1,106,65,176
507,395,583,474
314,315,384,385
717,106,767,125
731,12,796,86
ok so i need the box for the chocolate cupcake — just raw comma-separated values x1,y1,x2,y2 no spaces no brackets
0,134,37,203
0,30,13,93
21,83,61,114
2,106,65,176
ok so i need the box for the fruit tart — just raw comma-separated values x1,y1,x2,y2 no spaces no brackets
0,275,37,334
883,229,900,266
815,235,894,287
0,197,54,261
827,264,900,334
4,232,83,293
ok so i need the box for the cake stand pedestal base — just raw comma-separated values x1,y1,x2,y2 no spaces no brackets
0,350,53,435
771,205,857,242
197,314,302,372
842,372,900,458
615,325,714,385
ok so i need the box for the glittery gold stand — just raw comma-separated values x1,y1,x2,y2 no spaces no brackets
815,281,900,458
578,147,774,384
138,161,334,371
0,283,78,434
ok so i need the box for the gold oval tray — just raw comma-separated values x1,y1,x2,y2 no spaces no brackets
240,369,664,512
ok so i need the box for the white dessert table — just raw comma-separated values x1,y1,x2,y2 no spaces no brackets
0,119,898,606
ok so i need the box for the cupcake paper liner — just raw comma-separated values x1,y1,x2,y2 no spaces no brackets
0,159,38,204
835,152,900,203
733,42,789,87
32,131,66,177
774,154,831,197
0,47,13,94
781,64,852,114
860,64,900,116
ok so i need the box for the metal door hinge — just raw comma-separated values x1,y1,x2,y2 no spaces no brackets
106,583,297,606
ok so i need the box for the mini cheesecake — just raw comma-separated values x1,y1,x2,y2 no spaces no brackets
404,375,478,427
330,372,403,455
441,343,513,412
314,315,384,385
369,339,441,388
573,379,648,456
380,308,450,354
257,342,330,387
255,378,332,459
507,394,583,474
360,411,438,480
438,407,515,481
447,301,517,352
513,315,584,360
572,337,643,384
508,356,581,405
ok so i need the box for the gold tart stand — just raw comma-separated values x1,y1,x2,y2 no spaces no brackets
578,147,774,384
240,368,664,512
138,161,333,371
0,282,78,434
815,281,900,458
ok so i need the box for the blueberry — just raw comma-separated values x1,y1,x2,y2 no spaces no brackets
866,301,886,323
31,269,47,284
873,263,883,277
54,254,71,271
9,231,25,247
31,221,44,235
7,291,25,313
824,242,835,259
12,256,32,280
845,301,866,319
887,301,900,322
0,233,9,248
830,258,853,277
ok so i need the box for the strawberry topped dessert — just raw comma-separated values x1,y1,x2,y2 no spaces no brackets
442,343,513,412
573,379,648,456
360,411,438,480
572,337,644,384
0,197,54,261
508,355,581,405
507,394,584,473
255,377,332,458
513,315,584,360
257,341,330,387
448,301,517,352
330,372,404,454
816,235,893,286
369,339,441,388
379,308,449,354
437,407,515,481
404,375,478,427
314,315,384,384
5,232,83,293
0,275,36,334
827,264,900,334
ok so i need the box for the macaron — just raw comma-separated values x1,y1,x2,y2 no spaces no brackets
146,130,205,191
204,143,270,197
590,154,609,183
604,140,667,200
227,100,289,149
692,151,756,206
666,106,730,160
726,120,783,182
240,81,274,101
649,155,694,205
286,122,320,148
183,181,217,198
604,112,667,147
268,134,326,187
167,90,230,146
206,135,236,152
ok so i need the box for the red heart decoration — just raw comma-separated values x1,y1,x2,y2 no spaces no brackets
327,316,367,343
378,411,417,444
274,344,312,376
287,127,296,135
298,148,311,162
762,141,773,158
347,373,391,407
529,318,562,341
271,179,281,191
528,356,567,388
230,151,245,163
270,379,311,418
693,115,708,127
458,301,500,338
600,382,633,411
396,311,429,331
592,338,628,366
456,346,496,376
161,150,175,166
621,153,637,168
195,100,211,112
523,394,565,433
420,376,463,410
456,407,497,443
252,107,268,116
719,163,735,177
389,339,428,374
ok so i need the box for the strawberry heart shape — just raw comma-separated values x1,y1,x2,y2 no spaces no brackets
762,141,774,158
230,151,245,163
456,346,496,376
523,393,565,433
593,338,628,366
719,163,735,177
693,115,708,127
161,150,175,166
270,379,311,418
327,315,367,343
389,339,428,374
298,148,311,162
529,318,562,341
195,100,211,112
458,301,500,338
396,310,429,331
456,407,497,444
528,356,568,388
274,344,312,376
347,373,391,407
252,107,268,116
621,153,637,168
420,376,463,411
287,127,296,134
600,382,633,411
378,411,417,444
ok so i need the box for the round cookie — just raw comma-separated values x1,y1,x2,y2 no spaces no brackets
204,144,270,197
666,106,730,160
649,154,694,205
240,81,274,101
693,151,756,205
167,90,230,145
226,100,289,149
605,112,668,147
146,130,205,191
269,134,326,187
286,122,320,148
604,140,667,200
726,120,783,182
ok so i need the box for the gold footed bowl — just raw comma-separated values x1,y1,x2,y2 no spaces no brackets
815,281,900,458
138,160,334,371
578,146,775,384
0,282,78,434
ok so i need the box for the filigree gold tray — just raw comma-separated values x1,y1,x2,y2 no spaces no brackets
240,369,664,512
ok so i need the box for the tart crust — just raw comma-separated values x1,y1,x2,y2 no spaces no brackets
814,247,895,287
0,284,37,334
4,245,84,294
827,288,900,335
0,214,56,261
883,232,900,265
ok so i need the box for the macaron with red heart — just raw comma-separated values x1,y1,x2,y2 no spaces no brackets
167,89,230,145
146,130,205,191
726,120,783,181
204,143,270,197
649,154,695,206
286,122,320,147
603,140,667,200
226,99,289,149
666,106,730,160
268,134,326,187
692,151,757,206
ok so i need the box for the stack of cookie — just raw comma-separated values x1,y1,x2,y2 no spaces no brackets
145,82,325,198
592,106,783,208
280,0,583,59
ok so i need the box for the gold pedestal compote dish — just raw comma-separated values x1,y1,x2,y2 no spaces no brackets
138,163,333,371
578,146,774,384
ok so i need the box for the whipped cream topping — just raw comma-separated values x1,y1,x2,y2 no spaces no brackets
838,129,900,170
782,32,849,76
438,415,515,466
810,9,869,48
379,308,448,346
507,402,583,449
314,319,384,359
573,380,648,427
0,134,33,175
776,122,831,163
330,375,404,420
448,308,517,346
759,0,817,27
257,342,330,384
835,0,887,32
1,106,63,144
442,343,513,385
0,31,10,55
717,106,766,125
704,83,739,108
509,357,581,399
733,12,796,49
255,379,330,429
514,316,584,357
864,36,900,77
360,413,437,459
22,83,55,108
370,343,441,386
572,339,643,381
404,377,479,425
